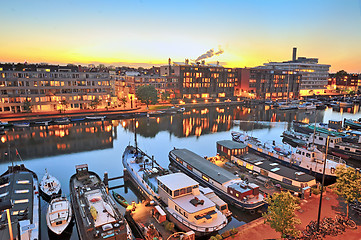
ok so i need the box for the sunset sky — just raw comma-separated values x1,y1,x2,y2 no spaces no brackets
1,0,361,72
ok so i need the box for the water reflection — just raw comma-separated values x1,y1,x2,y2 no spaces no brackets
0,121,116,161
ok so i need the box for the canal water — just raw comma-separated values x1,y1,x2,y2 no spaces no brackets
1,104,361,239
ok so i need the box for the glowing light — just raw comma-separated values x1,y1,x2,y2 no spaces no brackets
156,117,160,124
1,136,6,143
136,121,139,128
122,121,126,127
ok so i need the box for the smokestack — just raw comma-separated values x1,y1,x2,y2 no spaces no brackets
292,47,297,61
168,58,171,65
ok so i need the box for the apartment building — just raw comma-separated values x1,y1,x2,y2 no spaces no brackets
160,59,236,100
0,63,112,113
257,48,330,96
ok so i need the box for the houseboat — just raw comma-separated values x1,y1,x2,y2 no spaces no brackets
122,145,228,236
216,140,316,196
231,131,347,183
157,173,228,236
168,148,265,210
69,164,133,240
0,164,39,240
344,118,361,130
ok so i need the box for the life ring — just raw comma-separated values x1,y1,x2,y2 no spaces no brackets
250,209,256,214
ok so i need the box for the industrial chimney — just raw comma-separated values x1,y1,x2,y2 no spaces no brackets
168,58,171,65
292,47,297,61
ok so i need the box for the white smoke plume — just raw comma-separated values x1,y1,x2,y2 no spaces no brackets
195,47,224,62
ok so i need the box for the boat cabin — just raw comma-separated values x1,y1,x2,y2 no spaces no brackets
199,186,231,217
75,164,90,180
227,182,259,201
216,140,248,160
157,173,220,225
308,133,342,148
328,120,342,130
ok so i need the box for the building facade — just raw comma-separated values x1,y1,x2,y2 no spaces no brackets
249,69,301,100
0,63,112,113
328,72,361,93
257,48,330,96
160,60,236,100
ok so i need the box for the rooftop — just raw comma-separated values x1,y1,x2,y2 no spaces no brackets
157,172,198,191
171,191,215,214
217,140,247,150
170,148,240,185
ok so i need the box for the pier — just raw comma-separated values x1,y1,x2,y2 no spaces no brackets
103,172,125,190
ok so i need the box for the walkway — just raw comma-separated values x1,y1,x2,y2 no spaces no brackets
227,190,361,240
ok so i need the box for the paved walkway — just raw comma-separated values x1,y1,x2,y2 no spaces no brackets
227,190,361,240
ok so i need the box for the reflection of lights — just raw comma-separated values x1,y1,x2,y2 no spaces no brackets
1,136,6,143
237,106,240,109
170,116,173,124
205,99,208,103
216,99,220,102
122,121,126,127
156,117,160,124
192,100,197,103
301,118,310,124
237,98,240,101
248,108,251,113
201,109,208,115
265,105,270,111
192,109,196,113
136,121,139,128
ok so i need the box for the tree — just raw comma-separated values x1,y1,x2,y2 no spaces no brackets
335,70,348,79
135,85,158,108
263,191,301,239
120,96,127,108
22,98,32,113
333,165,361,217
90,97,101,110
60,99,68,113
160,91,170,102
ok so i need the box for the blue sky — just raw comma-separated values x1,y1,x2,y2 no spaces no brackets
1,0,360,72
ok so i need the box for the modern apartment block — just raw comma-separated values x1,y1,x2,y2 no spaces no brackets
0,63,112,113
257,48,330,96
124,72,168,98
249,69,301,100
160,59,236,100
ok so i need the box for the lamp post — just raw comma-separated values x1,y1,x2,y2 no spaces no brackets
317,135,330,231
0,199,13,239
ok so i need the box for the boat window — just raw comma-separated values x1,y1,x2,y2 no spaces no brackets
282,178,292,185
345,148,350,151
260,169,268,176
180,188,186,195
302,152,305,155
330,140,333,143
15,189,29,194
306,153,311,158
312,153,315,158
193,185,198,189
221,205,227,211
14,199,29,204
16,180,30,184
319,137,323,141
174,190,180,197
335,146,340,149
187,187,192,193
296,150,301,154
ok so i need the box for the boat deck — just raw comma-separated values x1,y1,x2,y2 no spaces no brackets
129,202,172,239
212,156,278,197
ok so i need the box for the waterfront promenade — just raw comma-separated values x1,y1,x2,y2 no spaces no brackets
227,190,361,240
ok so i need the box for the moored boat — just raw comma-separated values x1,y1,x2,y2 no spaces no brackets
70,164,133,240
39,169,61,200
13,122,30,127
0,164,40,240
46,196,73,235
123,145,228,236
168,148,265,210
231,131,347,183
344,118,361,130
112,191,129,208
86,115,106,121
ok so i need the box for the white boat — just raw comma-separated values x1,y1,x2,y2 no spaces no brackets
86,115,106,121
39,169,61,199
298,102,316,110
231,131,346,183
123,146,228,236
47,197,73,235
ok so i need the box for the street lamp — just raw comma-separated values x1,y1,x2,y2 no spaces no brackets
317,135,330,231
0,199,13,239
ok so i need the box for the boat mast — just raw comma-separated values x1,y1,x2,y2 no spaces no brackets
134,118,138,151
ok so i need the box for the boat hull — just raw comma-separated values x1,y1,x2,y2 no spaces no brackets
168,155,264,210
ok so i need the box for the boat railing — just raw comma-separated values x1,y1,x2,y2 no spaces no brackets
327,155,346,164
169,211,227,232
